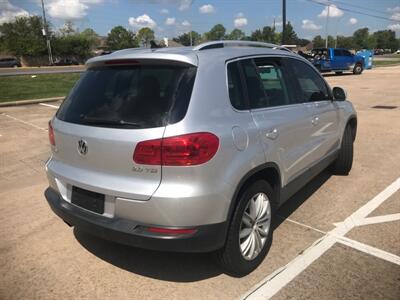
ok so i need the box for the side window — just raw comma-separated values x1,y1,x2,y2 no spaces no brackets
253,58,291,107
241,59,268,109
342,50,353,56
227,61,246,110
334,49,342,56
289,59,330,102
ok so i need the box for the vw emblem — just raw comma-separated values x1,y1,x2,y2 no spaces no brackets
77,139,88,156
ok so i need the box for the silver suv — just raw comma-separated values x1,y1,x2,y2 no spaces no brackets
45,41,357,276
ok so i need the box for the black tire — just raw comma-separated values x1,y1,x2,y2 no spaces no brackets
331,125,353,175
353,63,363,75
217,180,275,277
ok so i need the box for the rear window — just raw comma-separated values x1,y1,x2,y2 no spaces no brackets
56,64,196,129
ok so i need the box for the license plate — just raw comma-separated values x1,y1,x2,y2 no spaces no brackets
71,186,105,214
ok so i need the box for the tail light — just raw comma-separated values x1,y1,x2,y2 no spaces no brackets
133,132,219,166
48,121,55,146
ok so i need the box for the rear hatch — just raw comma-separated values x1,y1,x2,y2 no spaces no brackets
49,59,196,200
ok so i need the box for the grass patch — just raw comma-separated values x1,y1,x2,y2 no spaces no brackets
373,59,400,67
0,73,81,103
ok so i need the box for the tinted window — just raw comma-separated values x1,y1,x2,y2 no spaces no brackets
342,50,353,56
289,59,330,102
57,64,196,129
227,61,246,110
334,49,343,56
241,59,269,109
254,58,291,107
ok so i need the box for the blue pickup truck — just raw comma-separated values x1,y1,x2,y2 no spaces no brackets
309,48,365,75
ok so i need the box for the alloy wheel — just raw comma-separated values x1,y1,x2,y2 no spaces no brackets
239,192,271,261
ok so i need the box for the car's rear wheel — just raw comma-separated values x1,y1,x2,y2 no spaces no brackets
353,63,363,75
331,125,354,175
217,180,274,277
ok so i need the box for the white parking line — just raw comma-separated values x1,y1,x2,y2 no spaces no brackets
279,217,326,235
356,213,400,226
243,177,400,300
337,236,400,266
39,103,59,109
0,112,47,131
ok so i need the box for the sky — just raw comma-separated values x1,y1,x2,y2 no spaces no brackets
1,0,399,39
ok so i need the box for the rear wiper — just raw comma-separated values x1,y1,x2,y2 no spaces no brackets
81,116,142,127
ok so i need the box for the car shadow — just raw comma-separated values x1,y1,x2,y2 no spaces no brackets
274,170,332,229
323,73,353,77
74,170,332,282
74,227,222,282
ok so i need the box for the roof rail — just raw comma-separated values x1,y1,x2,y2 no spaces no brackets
193,40,291,52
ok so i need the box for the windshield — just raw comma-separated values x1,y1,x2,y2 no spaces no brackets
56,64,196,129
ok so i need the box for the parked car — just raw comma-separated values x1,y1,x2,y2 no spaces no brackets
45,41,357,276
395,50,400,54
310,48,365,75
0,57,21,68
53,58,79,66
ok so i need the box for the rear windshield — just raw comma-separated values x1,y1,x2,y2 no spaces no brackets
56,64,196,129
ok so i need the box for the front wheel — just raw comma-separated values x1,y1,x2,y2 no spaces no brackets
331,125,354,175
217,180,274,277
353,63,363,75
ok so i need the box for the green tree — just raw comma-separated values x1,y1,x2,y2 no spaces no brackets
262,26,277,43
312,35,325,48
336,36,355,49
250,26,277,43
227,28,245,40
52,34,92,59
352,27,369,49
250,29,264,41
373,30,399,51
327,35,335,48
205,24,226,40
106,26,138,50
283,22,298,44
137,27,155,47
0,16,48,56
173,31,201,46
81,28,99,42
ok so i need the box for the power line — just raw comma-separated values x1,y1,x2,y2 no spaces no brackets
305,0,398,23
330,0,393,17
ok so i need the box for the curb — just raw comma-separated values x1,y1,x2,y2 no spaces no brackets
0,97,64,107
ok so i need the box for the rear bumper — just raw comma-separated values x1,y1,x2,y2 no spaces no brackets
45,188,227,252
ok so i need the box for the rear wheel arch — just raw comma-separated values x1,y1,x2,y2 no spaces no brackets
227,163,281,224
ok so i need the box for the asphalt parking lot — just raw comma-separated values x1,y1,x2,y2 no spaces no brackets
0,66,399,299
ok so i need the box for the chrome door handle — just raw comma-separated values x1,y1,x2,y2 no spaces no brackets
311,116,319,126
266,128,279,140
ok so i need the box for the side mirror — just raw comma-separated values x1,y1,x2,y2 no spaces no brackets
332,87,347,101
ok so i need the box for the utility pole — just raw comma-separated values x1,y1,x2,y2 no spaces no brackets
325,4,330,48
282,0,286,45
40,0,53,65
